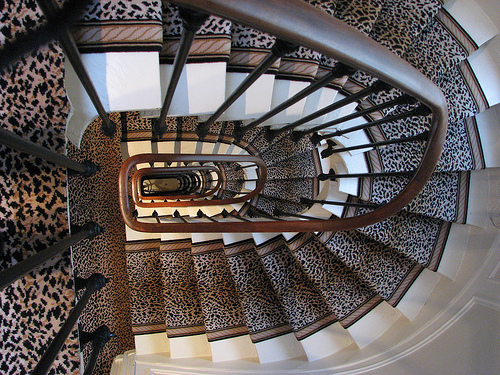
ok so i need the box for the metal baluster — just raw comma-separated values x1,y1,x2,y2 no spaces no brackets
36,0,117,137
152,8,209,137
234,62,356,141
273,208,328,220
221,209,252,222
80,325,115,375
247,206,286,221
0,222,103,290
32,273,109,375
196,209,218,222
292,94,417,142
196,39,298,139
321,131,429,158
173,210,189,223
318,168,415,181
300,197,380,209
310,104,431,145
259,80,391,142
0,128,99,176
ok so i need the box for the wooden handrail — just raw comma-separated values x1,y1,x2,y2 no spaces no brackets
120,0,447,233
132,166,223,205
120,154,267,230
139,0,446,233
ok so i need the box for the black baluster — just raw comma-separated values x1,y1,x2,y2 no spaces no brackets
36,0,117,137
0,128,99,176
321,131,429,158
292,94,417,142
32,273,109,375
318,168,415,181
152,8,209,137
309,104,430,145
300,197,380,209
260,80,391,142
173,210,189,223
197,39,298,139
221,209,251,222
197,209,218,222
234,63,356,142
80,325,115,375
0,222,103,290
273,208,328,220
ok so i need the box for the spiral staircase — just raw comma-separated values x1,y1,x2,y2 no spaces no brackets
1,0,500,374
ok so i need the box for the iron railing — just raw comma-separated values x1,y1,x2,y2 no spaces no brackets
118,0,447,232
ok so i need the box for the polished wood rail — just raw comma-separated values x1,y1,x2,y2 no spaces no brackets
119,154,268,232
134,0,447,233
132,166,223,205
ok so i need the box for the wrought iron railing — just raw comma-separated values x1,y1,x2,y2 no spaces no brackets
118,0,447,232
120,154,267,232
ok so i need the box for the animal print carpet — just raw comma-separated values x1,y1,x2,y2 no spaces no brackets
67,115,134,375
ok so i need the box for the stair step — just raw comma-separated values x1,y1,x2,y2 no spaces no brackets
254,236,337,342
346,301,403,349
290,233,380,327
59,0,500,371
224,239,294,346
66,52,162,147
134,332,169,356
190,236,257,361
321,230,422,307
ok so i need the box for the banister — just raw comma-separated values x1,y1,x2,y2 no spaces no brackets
138,0,447,233
120,154,268,230
132,166,223,205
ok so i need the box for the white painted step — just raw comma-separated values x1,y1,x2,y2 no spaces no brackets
476,104,500,168
160,232,191,242
304,204,334,219
316,180,349,218
346,301,403,349
264,80,311,126
299,87,341,128
437,223,470,280
222,232,254,245
333,150,369,196
121,350,136,375
468,46,500,108
169,335,211,359
159,62,227,117
110,354,123,375
125,223,161,242
301,322,355,361
210,335,258,362
255,333,306,363
444,0,498,50
66,52,162,147
134,332,169,356
396,268,442,321
322,95,358,125
219,72,276,121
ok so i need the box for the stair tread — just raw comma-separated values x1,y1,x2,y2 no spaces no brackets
191,239,250,341
255,236,338,340
225,240,294,342
288,233,381,327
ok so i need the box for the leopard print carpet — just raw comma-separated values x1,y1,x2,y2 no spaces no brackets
0,1,78,371
67,115,134,375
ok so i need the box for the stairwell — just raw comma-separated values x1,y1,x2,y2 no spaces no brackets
1,0,500,374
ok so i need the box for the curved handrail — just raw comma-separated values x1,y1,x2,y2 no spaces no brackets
139,0,446,233
120,154,268,231
132,166,223,204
